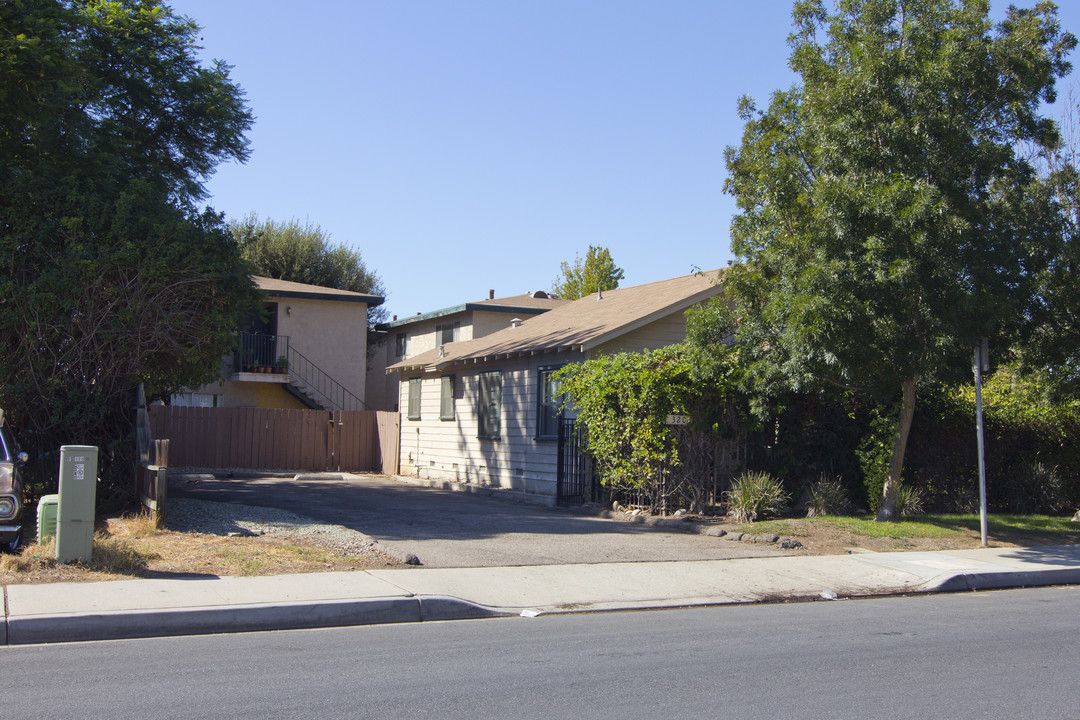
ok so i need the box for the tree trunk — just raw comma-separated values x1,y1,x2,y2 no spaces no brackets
876,377,918,522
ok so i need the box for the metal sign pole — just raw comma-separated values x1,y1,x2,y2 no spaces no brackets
974,339,988,547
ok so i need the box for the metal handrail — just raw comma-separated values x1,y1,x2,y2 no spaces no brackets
285,343,370,411
235,332,369,411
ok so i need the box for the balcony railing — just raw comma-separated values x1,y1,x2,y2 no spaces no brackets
234,332,369,411
235,332,290,373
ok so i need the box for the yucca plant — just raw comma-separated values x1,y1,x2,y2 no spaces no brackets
726,471,789,523
804,475,853,518
893,482,925,517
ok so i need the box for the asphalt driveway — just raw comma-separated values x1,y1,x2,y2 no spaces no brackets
169,473,786,568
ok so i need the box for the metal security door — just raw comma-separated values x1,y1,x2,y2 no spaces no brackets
556,417,597,505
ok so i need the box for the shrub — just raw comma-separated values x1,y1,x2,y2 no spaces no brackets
894,482,925,516
804,475,853,517
726,471,789,523
856,409,896,515
1002,462,1067,515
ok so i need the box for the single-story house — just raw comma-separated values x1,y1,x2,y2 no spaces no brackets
173,276,384,410
366,289,569,411
387,269,725,502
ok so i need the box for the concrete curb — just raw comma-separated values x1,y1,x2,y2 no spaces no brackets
926,567,1080,593
3,595,509,646
6,547,1078,645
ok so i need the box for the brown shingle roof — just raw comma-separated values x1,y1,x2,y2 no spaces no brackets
472,292,572,310
253,276,384,305
388,269,724,373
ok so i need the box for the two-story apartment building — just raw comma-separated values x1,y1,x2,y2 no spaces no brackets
173,276,384,410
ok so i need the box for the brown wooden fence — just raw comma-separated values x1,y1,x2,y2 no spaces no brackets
148,406,400,474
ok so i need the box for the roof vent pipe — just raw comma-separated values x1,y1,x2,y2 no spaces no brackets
510,318,522,328
489,289,495,300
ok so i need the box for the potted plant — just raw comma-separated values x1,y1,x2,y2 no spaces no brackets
275,356,288,374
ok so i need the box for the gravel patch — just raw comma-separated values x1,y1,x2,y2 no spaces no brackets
166,497,386,558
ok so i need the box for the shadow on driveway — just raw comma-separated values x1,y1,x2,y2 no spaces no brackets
170,473,785,568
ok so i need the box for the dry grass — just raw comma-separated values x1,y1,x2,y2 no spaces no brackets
0,512,403,585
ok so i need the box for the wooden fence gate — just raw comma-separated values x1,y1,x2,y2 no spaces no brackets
148,406,400,474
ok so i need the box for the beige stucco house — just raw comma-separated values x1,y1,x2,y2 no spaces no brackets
387,270,725,503
365,290,569,411
173,276,384,410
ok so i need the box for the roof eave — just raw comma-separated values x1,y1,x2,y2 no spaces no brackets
579,285,724,353
263,288,384,306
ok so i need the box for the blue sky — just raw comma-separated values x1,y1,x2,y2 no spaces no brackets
168,1,1080,319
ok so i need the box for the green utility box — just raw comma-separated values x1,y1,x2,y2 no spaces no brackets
55,445,98,563
36,494,59,544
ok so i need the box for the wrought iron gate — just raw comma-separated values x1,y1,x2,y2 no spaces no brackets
556,416,599,505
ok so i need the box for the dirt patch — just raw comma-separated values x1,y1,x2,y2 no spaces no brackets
0,512,403,585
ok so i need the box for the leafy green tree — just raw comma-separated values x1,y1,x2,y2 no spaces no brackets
551,245,625,300
231,214,388,324
556,343,747,511
721,0,1074,519
1021,85,1080,398
556,347,696,493
0,0,259,495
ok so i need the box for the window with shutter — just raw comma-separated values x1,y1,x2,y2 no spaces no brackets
477,371,501,439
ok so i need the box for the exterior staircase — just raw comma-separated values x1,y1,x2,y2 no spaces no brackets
235,332,370,412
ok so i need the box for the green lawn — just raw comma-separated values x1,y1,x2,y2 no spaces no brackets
738,514,1079,543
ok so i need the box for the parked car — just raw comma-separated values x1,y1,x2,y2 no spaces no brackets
0,410,27,551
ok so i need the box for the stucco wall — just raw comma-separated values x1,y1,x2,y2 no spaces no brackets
272,296,369,403
396,316,474,358
365,334,398,412
471,309,525,338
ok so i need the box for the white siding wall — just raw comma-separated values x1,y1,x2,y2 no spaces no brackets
591,312,689,355
393,306,701,500
398,350,584,500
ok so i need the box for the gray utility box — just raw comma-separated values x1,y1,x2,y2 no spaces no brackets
55,445,98,563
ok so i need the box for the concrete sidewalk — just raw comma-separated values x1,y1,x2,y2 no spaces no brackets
4,544,1079,645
